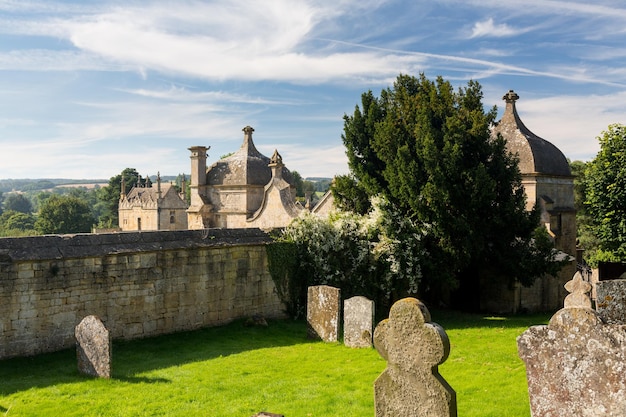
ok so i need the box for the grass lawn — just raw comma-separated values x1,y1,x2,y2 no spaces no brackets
0,310,550,417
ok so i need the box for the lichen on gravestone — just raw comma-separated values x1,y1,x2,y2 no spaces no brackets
75,315,111,378
344,296,375,348
595,278,626,324
517,271,626,416
306,285,340,342
373,298,457,417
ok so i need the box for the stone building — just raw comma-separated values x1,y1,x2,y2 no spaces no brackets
187,126,304,229
487,90,577,312
118,174,189,231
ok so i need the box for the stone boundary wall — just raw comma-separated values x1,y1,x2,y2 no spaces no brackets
0,229,285,359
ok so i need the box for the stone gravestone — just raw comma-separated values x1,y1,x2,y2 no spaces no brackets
75,315,111,378
344,296,375,348
307,285,340,342
595,276,626,324
518,271,626,416
373,298,457,417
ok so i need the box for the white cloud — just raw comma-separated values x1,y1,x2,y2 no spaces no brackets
0,50,126,71
470,18,523,38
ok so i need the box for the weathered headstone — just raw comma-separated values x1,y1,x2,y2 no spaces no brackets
518,271,626,416
75,315,111,378
373,298,457,417
307,285,340,342
344,296,374,348
595,276,626,324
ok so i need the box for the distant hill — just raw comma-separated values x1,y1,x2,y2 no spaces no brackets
305,177,332,193
0,175,325,193
0,179,109,193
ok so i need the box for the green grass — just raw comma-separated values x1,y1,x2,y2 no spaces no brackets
0,311,550,417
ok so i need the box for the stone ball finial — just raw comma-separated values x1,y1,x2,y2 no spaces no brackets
503,90,519,102
243,125,255,134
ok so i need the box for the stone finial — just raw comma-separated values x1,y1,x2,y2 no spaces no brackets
243,125,255,138
156,171,162,198
120,176,126,199
269,149,283,165
374,298,457,417
503,89,519,102
563,270,592,309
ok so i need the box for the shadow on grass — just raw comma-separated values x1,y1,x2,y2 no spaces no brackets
428,308,552,331
0,318,312,397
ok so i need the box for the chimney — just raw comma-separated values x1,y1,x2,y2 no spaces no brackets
188,146,210,186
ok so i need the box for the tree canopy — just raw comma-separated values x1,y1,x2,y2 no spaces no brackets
4,193,33,214
34,194,95,235
337,74,562,301
585,124,626,263
0,210,36,236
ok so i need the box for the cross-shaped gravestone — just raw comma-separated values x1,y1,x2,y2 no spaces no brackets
373,298,457,417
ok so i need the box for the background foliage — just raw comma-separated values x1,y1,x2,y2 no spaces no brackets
581,124,626,265
272,198,427,317
334,73,564,307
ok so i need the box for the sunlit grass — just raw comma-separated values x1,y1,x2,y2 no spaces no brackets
0,311,549,417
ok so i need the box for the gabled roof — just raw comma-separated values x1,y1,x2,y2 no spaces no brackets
492,90,572,177
120,183,187,209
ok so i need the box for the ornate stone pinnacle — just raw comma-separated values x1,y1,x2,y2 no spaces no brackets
270,149,283,165
563,271,592,309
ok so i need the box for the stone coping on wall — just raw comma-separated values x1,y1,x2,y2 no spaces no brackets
0,228,273,262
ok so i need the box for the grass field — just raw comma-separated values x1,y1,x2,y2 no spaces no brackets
0,309,550,417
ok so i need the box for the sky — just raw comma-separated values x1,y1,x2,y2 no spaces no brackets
1,0,625,180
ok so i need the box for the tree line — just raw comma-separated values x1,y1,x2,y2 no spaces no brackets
0,168,187,237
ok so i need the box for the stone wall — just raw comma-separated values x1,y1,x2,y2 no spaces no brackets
0,229,285,359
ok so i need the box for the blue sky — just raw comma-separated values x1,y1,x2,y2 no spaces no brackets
1,0,625,180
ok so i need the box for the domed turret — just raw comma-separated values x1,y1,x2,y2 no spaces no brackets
493,90,571,177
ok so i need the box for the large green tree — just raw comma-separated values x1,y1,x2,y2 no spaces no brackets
330,174,371,215
4,193,33,214
96,168,142,227
340,74,562,303
34,194,95,234
585,124,626,263
569,159,599,265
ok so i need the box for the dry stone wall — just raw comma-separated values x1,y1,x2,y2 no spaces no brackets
0,229,285,359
